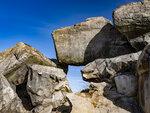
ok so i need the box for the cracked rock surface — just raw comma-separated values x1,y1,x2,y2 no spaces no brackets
52,17,135,65
113,0,150,50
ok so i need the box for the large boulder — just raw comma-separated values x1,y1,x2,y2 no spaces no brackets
137,44,150,113
81,51,141,83
0,42,68,85
0,42,56,71
113,0,150,50
52,17,135,65
27,64,71,111
0,73,27,113
0,42,71,113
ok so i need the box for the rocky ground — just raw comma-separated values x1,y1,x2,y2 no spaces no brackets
0,0,150,113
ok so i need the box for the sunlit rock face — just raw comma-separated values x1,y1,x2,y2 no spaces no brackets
52,17,135,65
0,73,27,113
137,45,150,113
113,0,150,50
81,51,141,83
0,42,68,75
67,82,141,113
0,43,71,113
27,64,71,110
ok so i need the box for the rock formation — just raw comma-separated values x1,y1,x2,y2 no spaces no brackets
81,51,141,83
113,0,150,50
52,17,135,65
0,43,71,113
137,45,150,113
1,0,150,113
27,64,71,110
114,73,137,97
67,82,141,113
0,73,27,113
0,42,67,74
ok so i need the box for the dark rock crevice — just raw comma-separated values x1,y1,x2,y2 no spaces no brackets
16,70,35,111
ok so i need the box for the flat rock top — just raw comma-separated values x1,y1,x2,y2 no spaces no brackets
52,17,111,34
31,64,66,80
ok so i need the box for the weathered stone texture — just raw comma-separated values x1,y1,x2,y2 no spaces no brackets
67,82,141,113
137,45,150,113
114,73,137,97
81,51,141,82
52,17,135,65
0,43,71,113
0,74,28,113
113,0,150,50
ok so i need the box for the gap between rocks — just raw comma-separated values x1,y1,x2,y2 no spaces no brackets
16,70,34,111
67,66,89,93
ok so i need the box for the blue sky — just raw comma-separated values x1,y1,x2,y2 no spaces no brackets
0,0,140,92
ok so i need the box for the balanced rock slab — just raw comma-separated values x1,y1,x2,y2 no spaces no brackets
113,0,150,50
137,44,150,113
52,17,135,65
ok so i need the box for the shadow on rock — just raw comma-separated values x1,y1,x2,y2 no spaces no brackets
52,97,72,113
103,84,143,113
84,23,136,64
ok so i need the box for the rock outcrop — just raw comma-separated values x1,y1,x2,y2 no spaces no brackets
0,42,68,74
137,44,150,113
113,0,150,50
2,0,150,112
0,42,68,85
27,64,71,111
0,73,27,113
81,51,141,83
114,73,137,97
0,43,71,113
52,17,135,65
67,82,141,113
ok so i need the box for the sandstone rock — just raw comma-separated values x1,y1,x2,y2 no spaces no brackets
0,42,70,113
67,82,141,113
27,66,54,107
137,44,150,113
50,59,68,74
67,93,97,113
0,42,56,71
113,0,150,50
32,105,53,113
81,51,141,82
90,82,141,113
27,64,71,111
0,73,27,113
52,17,135,65
143,0,150,2
0,42,68,85
52,101,72,113
114,73,138,97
